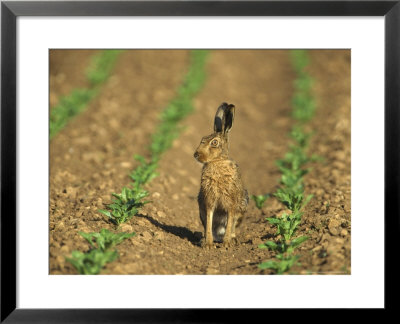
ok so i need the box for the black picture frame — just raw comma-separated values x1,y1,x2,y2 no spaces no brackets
1,0,398,321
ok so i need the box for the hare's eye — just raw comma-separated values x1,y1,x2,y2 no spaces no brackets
211,139,219,146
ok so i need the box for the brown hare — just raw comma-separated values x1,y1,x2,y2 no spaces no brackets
194,103,248,248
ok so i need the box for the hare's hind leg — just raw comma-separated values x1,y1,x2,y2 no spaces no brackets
229,215,242,245
231,217,237,238
232,214,243,238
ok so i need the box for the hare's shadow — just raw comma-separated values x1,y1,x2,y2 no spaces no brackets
137,214,202,246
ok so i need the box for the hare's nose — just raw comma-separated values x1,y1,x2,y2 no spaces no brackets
194,152,199,159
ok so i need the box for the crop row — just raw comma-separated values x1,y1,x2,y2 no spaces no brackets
65,50,209,274
99,50,209,226
257,50,318,274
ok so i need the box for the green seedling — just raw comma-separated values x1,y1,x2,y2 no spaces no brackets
290,50,309,73
274,187,313,213
66,229,134,275
266,211,303,241
99,186,150,225
292,93,316,122
290,50,315,123
275,147,311,192
276,166,307,192
259,235,309,254
258,253,301,274
87,50,123,86
310,153,324,163
277,145,310,172
289,125,313,148
294,74,313,92
66,249,118,275
251,194,270,209
151,118,183,158
50,89,97,138
79,228,135,251
130,155,159,188
258,235,308,274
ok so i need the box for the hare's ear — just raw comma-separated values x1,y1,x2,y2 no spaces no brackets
214,103,226,133
223,104,235,134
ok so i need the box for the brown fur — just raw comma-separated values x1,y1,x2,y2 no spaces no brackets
194,103,248,248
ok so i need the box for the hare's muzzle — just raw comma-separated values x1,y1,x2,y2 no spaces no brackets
194,150,204,163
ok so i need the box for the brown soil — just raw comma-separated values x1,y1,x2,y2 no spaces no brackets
49,49,351,275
